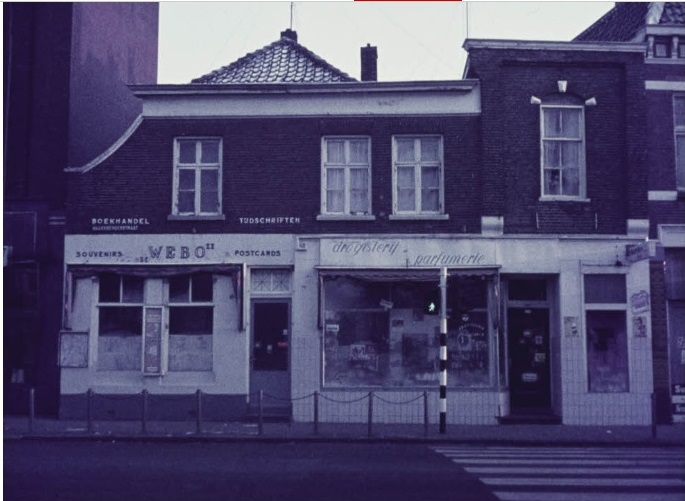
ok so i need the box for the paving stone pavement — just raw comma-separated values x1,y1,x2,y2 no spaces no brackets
4,416,685,446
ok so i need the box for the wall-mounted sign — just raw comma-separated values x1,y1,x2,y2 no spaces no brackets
65,234,295,265
625,242,650,263
564,316,579,337
631,290,650,314
58,331,89,368
91,217,151,232
321,238,497,268
632,315,648,338
238,217,302,225
143,307,163,375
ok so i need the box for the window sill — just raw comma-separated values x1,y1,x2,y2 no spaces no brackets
538,196,590,203
167,214,226,221
317,214,376,221
388,214,449,221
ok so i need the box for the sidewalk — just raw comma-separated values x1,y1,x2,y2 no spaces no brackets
4,416,685,446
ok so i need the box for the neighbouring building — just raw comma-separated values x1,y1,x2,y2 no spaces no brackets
56,26,661,426
575,1,685,424
3,2,158,415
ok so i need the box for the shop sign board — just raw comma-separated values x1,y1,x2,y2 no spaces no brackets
65,234,295,265
625,242,650,263
321,238,497,268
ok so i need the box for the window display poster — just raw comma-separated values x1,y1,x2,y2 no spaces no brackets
143,307,163,374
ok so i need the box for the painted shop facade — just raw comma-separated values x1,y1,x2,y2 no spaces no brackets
60,31,655,425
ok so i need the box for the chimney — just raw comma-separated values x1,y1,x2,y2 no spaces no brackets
361,44,377,82
281,29,298,42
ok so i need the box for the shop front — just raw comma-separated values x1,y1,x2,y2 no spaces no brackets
290,235,654,426
59,234,295,420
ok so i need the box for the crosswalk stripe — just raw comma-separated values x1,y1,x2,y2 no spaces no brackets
493,492,685,501
464,466,685,475
433,445,685,501
481,477,685,487
448,458,681,466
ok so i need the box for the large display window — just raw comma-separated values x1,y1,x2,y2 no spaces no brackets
322,273,495,389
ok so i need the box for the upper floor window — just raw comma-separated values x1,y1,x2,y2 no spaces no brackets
540,106,586,199
674,95,685,191
173,138,222,217
321,137,371,216
392,136,444,215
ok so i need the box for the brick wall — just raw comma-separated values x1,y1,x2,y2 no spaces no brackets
66,115,483,235
467,47,647,234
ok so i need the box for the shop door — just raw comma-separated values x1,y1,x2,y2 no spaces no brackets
250,301,291,402
507,308,551,413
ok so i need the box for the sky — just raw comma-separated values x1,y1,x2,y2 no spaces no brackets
157,1,614,84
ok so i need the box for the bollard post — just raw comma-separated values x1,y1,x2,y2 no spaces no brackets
423,391,429,437
196,389,203,435
28,388,35,434
258,390,264,436
313,391,319,435
651,392,657,439
439,267,448,434
367,392,373,438
141,389,148,434
86,389,93,434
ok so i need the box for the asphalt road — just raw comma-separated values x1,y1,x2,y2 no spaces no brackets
3,441,498,501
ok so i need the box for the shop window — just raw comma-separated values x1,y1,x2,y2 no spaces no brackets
97,274,144,371
541,106,585,199
172,138,222,217
392,136,444,216
168,273,213,371
321,137,371,216
584,274,628,393
674,95,685,191
322,275,492,388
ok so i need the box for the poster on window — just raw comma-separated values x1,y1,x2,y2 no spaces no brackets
143,307,163,375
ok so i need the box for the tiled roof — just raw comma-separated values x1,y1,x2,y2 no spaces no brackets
574,2,685,42
192,30,357,84
660,2,685,24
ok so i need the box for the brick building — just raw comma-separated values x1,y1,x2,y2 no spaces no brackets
3,3,159,416
59,27,654,425
575,2,685,424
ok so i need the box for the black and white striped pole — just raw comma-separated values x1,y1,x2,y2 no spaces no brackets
439,267,448,434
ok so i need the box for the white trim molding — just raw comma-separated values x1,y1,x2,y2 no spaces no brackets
627,219,649,239
463,39,646,53
481,216,504,236
645,80,685,91
658,224,685,248
65,115,144,173
648,190,679,201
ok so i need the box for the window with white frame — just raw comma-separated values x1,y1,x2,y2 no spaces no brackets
321,137,371,216
674,95,685,191
251,269,292,294
173,138,222,216
392,136,444,215
541,106,586,199
97,274,144,371
168,273,214,371
584,274,629,393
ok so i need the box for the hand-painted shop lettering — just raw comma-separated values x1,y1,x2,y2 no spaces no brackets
147,245,213,260
234,250,281,257
412,253,485,267
75,251,124,258
239,217,301,225
91,217,150,232
331,240,400,256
